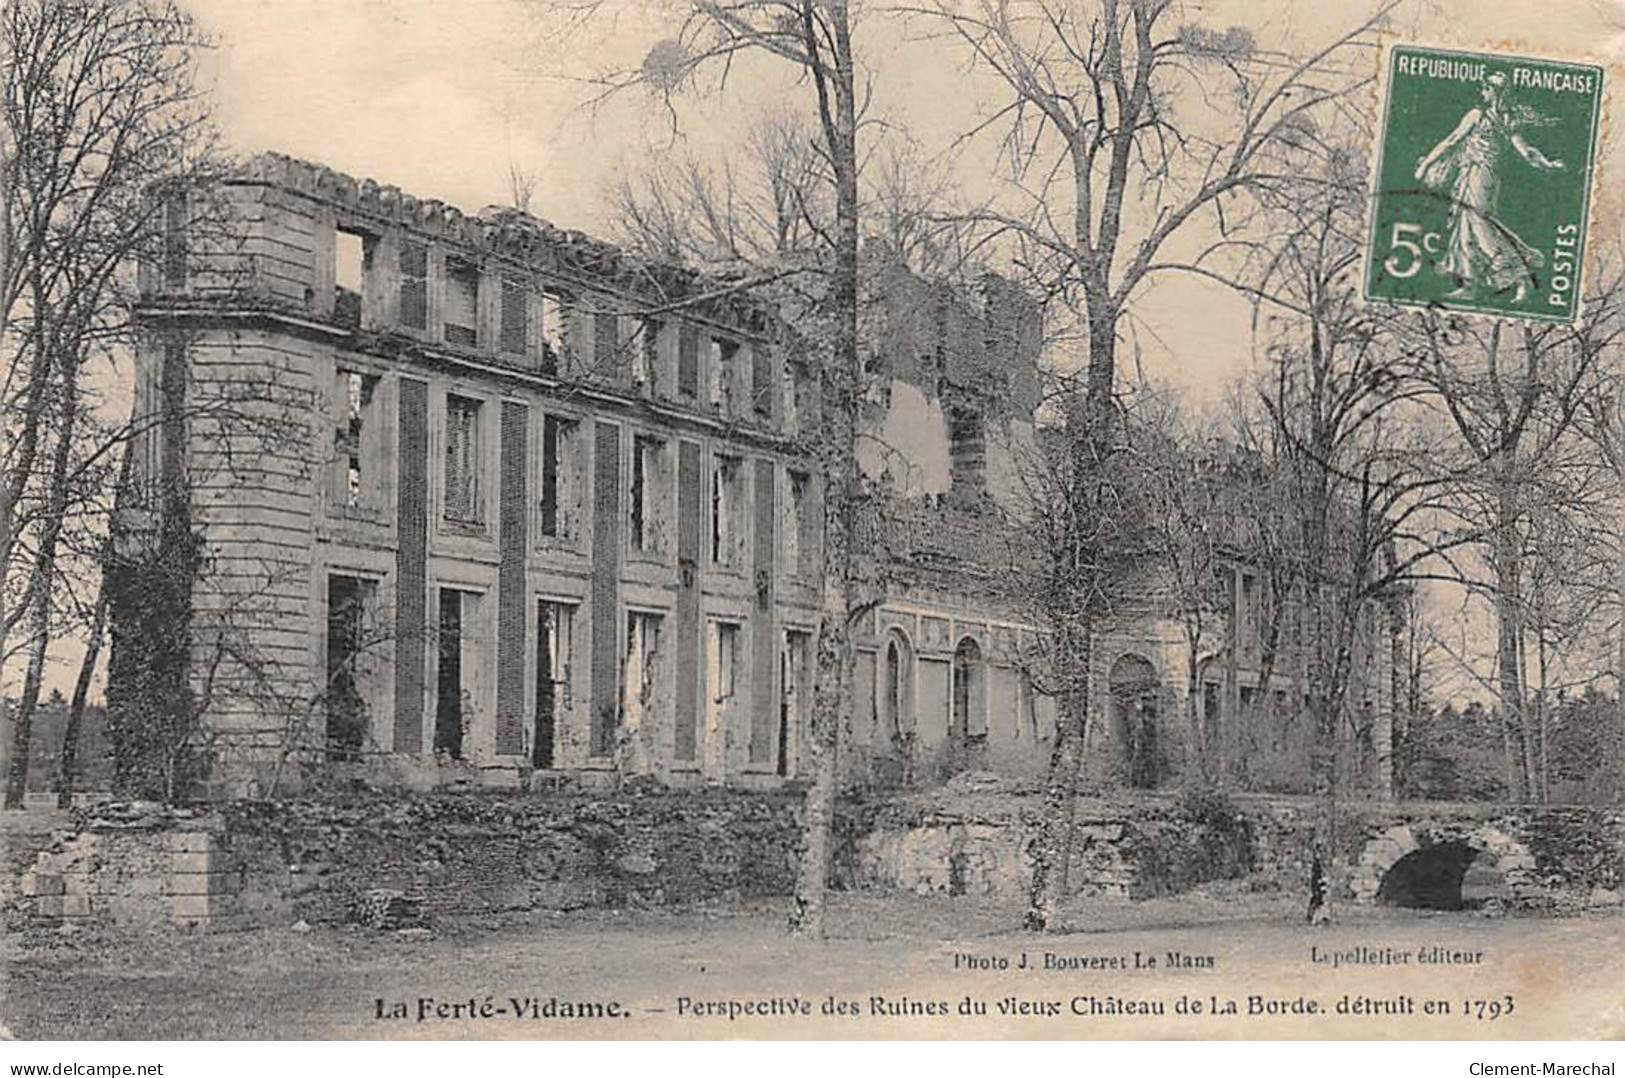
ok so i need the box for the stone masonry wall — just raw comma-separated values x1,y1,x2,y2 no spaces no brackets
852,782,1257,901
10,789,822,930
16,821,240,927
8,791,1620,932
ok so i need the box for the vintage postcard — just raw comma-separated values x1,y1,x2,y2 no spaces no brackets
2,0,1623,1060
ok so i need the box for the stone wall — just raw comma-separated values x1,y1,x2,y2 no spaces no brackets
10,789,820,930
216,788,816,924
15,814,240,927
8,791,1620,932
850,789,1625,912
1341,803,1625,911
853,784,1254,901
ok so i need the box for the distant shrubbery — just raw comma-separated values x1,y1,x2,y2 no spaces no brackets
1397,689,1623,805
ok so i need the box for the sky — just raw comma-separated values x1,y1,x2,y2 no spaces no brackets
179,0,1625,400
15,0,1625,700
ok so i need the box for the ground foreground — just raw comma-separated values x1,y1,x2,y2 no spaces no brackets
3,887,1621,1040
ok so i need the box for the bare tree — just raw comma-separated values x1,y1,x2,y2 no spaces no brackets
2,0,219,808
911,0,1394,930
1571,253,1625,708
1411,263,1624,800
533,0,867,939
1238,132,1498,920
1132,391,1229,781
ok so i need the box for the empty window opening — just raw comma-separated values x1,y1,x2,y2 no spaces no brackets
948,406,986,499
1018,672,1037,741
702,619,739,774
593,309,618,374
1202,680,1222,756
534,600,573,769
539,414,577,540
435,587,473,759
399,241,428,330
709,337,738,411
630,435,664,554
786,360,812,429
782,362,800,429
444,394,482,524
333,369,381,510
500,276,527,355
444,258,479,346
162,188,187,289
643,318,663,389
780,630,810,777
622,316,656,389
539,292,567,373
711,454,742,568
751,345,773,418
622,611,664,746
334,228,370,328
1109,654,1162,789
881,631,915,743
783,471,808,577
951,636,986,753
326,575,376,761
677,323,699,398
1376,842,1490,911
711,621,739,704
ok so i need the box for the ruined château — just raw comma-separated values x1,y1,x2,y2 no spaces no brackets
115,153,1397,799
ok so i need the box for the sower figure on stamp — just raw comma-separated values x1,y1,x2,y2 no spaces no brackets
1413,70,1566,304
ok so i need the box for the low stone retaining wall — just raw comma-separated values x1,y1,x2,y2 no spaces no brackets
852,785,1255,900
849,789,1625,911
7,788,1619,931
9,788,820,929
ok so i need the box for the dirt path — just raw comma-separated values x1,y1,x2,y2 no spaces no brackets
4,891,1620,1039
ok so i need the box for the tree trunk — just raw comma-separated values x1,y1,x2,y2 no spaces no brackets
1535,627,1550,804
0,269,56,648
4,343,80,809
1024,300,1117,932
57,579,110,809
1494,526,1533,801
1024,632,1091,931
1186,639,1205,782
3,588,51,808
1616,538,1625,701
787,0,858,942
1388,595,1408,796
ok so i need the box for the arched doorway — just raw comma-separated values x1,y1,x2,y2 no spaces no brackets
878,629,916,783
1109,654,1161,788
950,636,986,770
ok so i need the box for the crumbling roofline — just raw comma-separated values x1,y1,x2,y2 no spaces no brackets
211,153,779,337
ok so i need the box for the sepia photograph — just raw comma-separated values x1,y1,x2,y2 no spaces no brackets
1,0,1623,1057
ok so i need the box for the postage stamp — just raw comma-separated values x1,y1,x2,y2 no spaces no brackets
1364,44,1605,323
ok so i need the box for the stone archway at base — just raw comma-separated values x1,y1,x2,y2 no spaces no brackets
1351,824,1539,909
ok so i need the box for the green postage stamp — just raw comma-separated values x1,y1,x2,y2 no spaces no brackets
1365,44,1604,323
